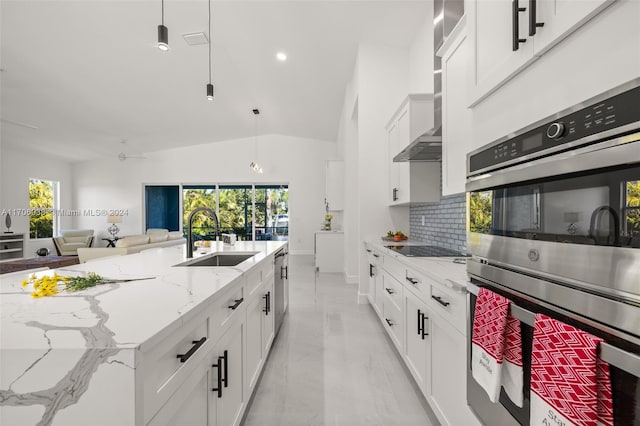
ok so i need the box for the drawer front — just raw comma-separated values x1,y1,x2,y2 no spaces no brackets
382,271,403,311
428,283,467,335
403,265,430,302
142,313,210,423
383,254,405,278
382,293,404,351
210,279,245,337
245,259,273,297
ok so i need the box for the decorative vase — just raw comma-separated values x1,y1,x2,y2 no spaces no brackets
4,213,12,233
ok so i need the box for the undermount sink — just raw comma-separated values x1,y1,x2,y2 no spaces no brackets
177,252,259,267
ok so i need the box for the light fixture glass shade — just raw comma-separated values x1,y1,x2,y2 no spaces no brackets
206,83,214,100
157,24,169,51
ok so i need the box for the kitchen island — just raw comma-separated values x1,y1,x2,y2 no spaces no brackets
0,241,287,426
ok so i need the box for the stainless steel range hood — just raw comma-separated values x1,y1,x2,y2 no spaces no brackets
393,127,442,162
393,0,462,163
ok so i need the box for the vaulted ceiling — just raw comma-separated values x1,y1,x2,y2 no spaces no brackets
1,1,429,162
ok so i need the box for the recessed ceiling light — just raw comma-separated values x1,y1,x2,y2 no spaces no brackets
276,52,287,62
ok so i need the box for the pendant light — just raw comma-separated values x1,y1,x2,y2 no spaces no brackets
206,0,214,100
250,109,263,173
157,0,169,51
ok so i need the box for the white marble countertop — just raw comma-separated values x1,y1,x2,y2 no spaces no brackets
0,241,285,425
364,239,469,291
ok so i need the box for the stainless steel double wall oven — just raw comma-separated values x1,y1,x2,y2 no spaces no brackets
466,79,640,426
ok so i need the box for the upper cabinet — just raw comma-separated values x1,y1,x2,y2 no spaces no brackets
386,95,440,206
440,18,473,196
467,0,615,106
325,160,344,211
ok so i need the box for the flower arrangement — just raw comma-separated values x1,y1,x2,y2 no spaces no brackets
324,214,333,230
21,272,151,298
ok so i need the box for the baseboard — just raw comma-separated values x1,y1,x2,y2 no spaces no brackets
357,292,369,304
344,273,358,284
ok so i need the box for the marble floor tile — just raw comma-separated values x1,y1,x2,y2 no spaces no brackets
243,255,439,426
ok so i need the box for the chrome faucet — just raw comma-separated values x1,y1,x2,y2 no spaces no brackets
186,207,219,258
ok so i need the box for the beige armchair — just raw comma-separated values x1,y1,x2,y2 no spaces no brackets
53,229,95,256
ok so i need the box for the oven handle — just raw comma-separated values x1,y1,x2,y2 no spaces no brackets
467,282,640,378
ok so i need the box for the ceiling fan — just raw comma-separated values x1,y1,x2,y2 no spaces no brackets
117,139,147,161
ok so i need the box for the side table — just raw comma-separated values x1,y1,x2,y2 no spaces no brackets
101,237,120,248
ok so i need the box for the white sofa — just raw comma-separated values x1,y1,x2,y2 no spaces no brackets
113,229,186,254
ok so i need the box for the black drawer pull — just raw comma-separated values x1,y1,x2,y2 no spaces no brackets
176,337,206,363
369,264,374,278
406,276,418,285
228,298,244,310
432,295,451,307
417,309,422,335
385,318,394,327
385,287,395,295
373,254,380,258
366,249,372,253
211,356,223,398
528,0,544,36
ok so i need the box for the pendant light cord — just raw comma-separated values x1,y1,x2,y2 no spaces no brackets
161,0,164,25
208,0,212,85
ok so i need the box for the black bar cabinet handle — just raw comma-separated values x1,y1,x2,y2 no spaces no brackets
176,337,207,363
284,266,288,280
392,187,398,201
417,309,423,335
228,298,244,310
263,291,270,315
369,264,374,278
385,318,394,327
222,349,228,387
366,249,372,253
385,287,395,295
421,313,429,339
512,0,527,51
432,295,451,307
406,276,418,285
211,356,223,397
528,0,544,36
373,254,380,258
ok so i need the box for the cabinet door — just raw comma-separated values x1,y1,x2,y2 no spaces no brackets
245,294,263,396
404,291,431,397
388,121,401,204
148,366,210,426
395,108,411,205
429,314,481,426
374,263,384,314
533,0,615,55
262,279,275,355
212,321,245,426
468,0,537,106
442,24,473,196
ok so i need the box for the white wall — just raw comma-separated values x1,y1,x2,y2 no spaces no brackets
470,0,640,150
354,43,411,300
0,147,75,256
72,134,337,255
409,6,435,93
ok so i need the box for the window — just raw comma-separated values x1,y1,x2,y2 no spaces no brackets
182,186,217,239
624,180,640,237
145,185,180,231
29,178,58,239
219,186,252,240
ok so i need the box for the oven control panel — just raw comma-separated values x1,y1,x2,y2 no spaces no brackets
469,83,639,175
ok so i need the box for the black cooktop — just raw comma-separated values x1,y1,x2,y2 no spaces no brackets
384,245,467,257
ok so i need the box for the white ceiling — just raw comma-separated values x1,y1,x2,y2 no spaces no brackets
1,1,429,162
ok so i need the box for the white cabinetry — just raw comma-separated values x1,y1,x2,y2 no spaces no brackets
468,0,615,106
404,290,431,397
370,248,481,426
211,321,245,426
365,245,383,315
315,231,344,272
440,19,473,196
386,95,440,206
325,160,344,211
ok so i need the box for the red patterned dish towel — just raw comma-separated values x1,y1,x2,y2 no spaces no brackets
471,288,510,402
530,314,614,426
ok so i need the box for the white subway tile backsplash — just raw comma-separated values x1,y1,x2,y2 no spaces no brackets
409,193,466,254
